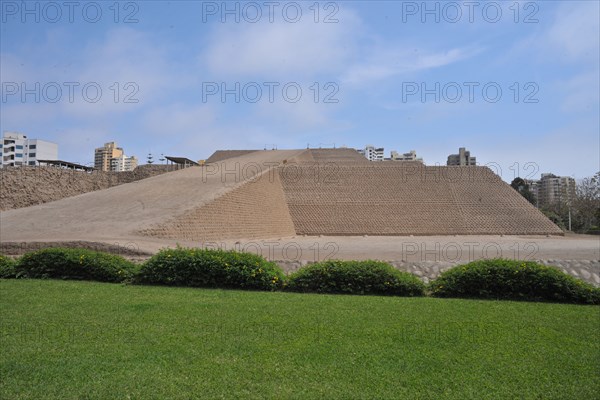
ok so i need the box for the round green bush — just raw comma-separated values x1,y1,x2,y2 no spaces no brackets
285,260,425,296
429,259,600,304
0,254,16,278
15,248,136,283
134,248,285,291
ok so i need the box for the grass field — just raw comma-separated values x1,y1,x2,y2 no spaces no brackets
1,280,599,399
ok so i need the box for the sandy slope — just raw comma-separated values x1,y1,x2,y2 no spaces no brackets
2,148,589,262
0,150,305,242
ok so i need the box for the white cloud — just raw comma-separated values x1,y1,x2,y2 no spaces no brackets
1,27,180,121
203,9,362,79
558,71,600,113
470,123,599,181
140,103,216,139
508,2,600,115
66,27,176,117
547,1,600,63
341,46,482,85
256,93,341,130
509,1,600,66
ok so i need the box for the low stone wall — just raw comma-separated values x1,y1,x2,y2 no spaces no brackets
275,259,600,287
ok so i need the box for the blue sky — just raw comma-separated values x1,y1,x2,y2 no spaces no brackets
1,0,598,181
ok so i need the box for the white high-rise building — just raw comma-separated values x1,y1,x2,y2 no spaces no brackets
358,145,385,161
0,131,58,167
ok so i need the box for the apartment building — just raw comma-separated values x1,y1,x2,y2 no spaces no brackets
447,147,476,166
111,154,139,172
94,142,124,171
528,173,576,208
390,150,423,162
0,131,58,167
358,145,385,161
94,142,138,172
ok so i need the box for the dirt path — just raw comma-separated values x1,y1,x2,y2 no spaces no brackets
2,234,597,263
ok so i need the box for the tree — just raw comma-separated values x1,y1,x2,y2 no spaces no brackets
571,172,600,232
540,208,566,231
510,177,536,205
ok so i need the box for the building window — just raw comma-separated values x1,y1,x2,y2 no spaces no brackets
30,145,36,149
16,145,23,149
15,153,23,158
29,153,36,157
29,161,36,166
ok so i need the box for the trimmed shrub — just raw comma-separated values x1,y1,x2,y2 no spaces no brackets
0,255,16,278
429,259,600,304
134,247,285,291
15,248,136,283
285,260,425,296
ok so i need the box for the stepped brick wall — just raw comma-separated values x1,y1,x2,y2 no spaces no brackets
139,168,296,241
280,163,563,236
205,150,258,163
0,165,173,211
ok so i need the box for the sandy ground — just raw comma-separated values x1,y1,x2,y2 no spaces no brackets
218,233,600,263
2,234,598,263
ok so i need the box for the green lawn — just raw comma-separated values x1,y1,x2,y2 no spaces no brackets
1,280,598,399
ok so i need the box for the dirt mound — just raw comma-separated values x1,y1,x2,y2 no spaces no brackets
0,149,562,247
0,150,306,243
0,164,173,211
